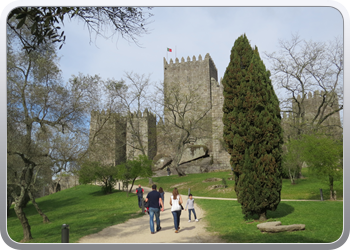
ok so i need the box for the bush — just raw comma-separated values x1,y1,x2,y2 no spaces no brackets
222,178,227,188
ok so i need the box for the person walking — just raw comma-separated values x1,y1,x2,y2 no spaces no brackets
136,184,144,208
167,167,171,176
185,193,198,222
145,184,164,234
170,187,183,233
159,187,165,209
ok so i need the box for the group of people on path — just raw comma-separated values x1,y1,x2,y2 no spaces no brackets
136,184,198,234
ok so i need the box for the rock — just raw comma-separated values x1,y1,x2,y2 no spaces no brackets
257,221,305,233
152,155,172,171
202,178,222,183
178,157,212,174
207,184,226,190
179,145,208,164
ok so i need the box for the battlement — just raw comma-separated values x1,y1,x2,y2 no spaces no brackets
295,90,336,101
164,53,218,72
128,108,156,119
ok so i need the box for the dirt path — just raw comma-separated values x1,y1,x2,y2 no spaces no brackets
78,185,226,243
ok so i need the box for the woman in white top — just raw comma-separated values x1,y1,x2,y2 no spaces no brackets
169,187,183,233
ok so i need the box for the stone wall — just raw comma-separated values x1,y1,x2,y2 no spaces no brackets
211,77,231,168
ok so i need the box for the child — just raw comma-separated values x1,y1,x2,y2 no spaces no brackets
185,194,198,222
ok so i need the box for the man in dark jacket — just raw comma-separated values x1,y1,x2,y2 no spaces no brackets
136,184,144,208
145,184,164,234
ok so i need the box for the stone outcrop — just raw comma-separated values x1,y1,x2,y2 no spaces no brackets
257,221,305,233
179,145,208,164
178,157,212,174
152,155,172,171
202,178,222,183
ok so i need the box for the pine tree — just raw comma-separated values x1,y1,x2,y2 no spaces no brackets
222,34,283,221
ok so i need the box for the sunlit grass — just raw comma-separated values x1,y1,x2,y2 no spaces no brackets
196,199,343,243
7,185,144,243
137,168,343,200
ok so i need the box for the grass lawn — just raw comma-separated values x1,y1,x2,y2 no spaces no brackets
7,185,143,243
137,168,343,200
195,199,343,243
7,170,343,244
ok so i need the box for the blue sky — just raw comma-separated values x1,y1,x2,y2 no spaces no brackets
56,6,343,88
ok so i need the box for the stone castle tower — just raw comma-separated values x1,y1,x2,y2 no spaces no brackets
126,109,157,160
159,53,231,171
89,109,156,165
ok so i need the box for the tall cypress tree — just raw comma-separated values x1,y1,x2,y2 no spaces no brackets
222,34,283,221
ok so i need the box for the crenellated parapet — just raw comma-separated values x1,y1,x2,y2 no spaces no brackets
163,53,217,69
163,53,218,82
128,108,156,119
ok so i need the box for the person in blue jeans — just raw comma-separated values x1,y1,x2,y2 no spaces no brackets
135,184,144,208
170,187,183,233
145,184,164,234
185,194,198,222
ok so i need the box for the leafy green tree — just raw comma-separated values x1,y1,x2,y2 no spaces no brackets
7,19,102,241
117,155,153,196
79,161,118,194
222,34,283,221
299,134,343,200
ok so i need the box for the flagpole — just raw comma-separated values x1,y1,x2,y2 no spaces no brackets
175,45,177,59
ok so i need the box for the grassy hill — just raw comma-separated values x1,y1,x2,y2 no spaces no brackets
137,168,343,200
7,185,143,243
7,168,343,243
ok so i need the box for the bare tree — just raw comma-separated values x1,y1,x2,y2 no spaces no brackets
264,34,343,139
103,72,156,160
7,7,153,52
153,81,212,176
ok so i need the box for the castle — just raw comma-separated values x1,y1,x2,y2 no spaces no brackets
89,53,342,175
281,91,342,140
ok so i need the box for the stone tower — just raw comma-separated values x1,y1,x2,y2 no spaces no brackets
161,53,231,170
89,110,126,166
126,109,157,160
89,109,156,164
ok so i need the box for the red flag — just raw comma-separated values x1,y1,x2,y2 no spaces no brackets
167,48,172,52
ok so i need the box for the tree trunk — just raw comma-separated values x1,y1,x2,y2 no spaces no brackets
28,190,50,223
329,175,334,200
259,211,267,221
14,203,33,242
129,177,137,193
7,194,14,217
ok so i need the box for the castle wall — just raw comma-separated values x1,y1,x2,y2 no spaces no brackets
89,54,342,176
211,77,231,168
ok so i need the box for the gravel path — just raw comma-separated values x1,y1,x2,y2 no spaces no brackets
78,185,226,243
